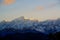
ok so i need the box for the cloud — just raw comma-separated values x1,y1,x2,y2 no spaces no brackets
36,6,44,10
4,0,15,5
35,3,59,11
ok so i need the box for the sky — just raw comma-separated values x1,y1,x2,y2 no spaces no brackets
0,0,60,21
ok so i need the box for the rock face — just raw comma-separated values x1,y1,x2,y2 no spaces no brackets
0,16,60,40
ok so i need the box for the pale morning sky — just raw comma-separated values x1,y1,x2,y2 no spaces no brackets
0,0,60,21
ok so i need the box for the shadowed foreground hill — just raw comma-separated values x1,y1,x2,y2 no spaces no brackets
48,32,60,40
0,28,48,40
0,28,60,40
0,32,48,40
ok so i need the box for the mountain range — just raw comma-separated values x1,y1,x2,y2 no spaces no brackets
0,16,60,34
